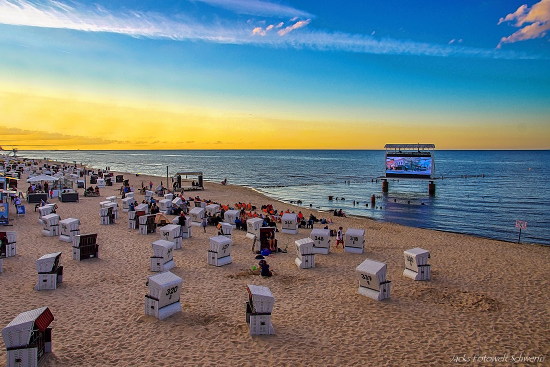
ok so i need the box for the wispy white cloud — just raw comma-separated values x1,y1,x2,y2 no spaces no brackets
0,0,246,43
0,0,534,59
252,18,311,37
497,0,550,48
277,19,311,36
192,0,312,18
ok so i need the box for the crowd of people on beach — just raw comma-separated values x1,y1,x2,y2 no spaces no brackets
7,158,349,282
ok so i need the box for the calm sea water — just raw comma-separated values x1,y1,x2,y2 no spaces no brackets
19,150,550,245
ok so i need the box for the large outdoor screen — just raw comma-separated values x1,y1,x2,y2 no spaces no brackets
385,154,433,179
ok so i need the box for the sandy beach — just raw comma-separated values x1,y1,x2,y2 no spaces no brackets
1,163,548,367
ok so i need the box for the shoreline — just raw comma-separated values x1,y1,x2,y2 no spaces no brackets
31,156,547,247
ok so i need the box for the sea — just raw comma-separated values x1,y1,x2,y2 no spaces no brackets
19,150,550,245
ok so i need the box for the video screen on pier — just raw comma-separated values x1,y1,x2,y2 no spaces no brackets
385,154,432,179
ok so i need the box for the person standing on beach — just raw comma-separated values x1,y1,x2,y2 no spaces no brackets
201,217,207,233
336,227,344,248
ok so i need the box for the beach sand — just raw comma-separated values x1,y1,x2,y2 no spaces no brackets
0,165,548,366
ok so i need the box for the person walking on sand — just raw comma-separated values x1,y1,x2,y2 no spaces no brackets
201,217,207,233
336,227,344,248
149,181,153,190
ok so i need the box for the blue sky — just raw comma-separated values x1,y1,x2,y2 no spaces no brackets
0,0,549,149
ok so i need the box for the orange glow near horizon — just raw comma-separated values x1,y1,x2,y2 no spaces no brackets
1,86,549,151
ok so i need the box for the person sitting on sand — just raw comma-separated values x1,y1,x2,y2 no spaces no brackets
234,217,243,230
94,186,100,195
258,259,272,277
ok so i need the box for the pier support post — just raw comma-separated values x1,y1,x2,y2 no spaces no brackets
428,181,436,196
382,179,389,193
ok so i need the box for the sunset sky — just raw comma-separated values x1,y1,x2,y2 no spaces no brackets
1,0,549,150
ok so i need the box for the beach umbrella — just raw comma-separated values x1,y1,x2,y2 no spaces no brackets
26,174,59,183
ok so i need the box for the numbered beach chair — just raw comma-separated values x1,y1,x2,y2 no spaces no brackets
223,210,239,228
257,227,277,253
246,218,263,239
37,204,56,223
172,216,192,238
189,207,205,226
59,218,80,243
159,224,182,250
150,240,175,272
208,236,232,266
158,199,172,215
281,213,298,234
295,238,315,269
245,285,275,335
145,271,182,320
99,206,116,225
403,248,431,281
139,214,157,235
310,228,331,254
41,214,60,237
122,197,133,212
205,204,220,216
219,222,233,238
355,259,391,301
344,229,365,254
